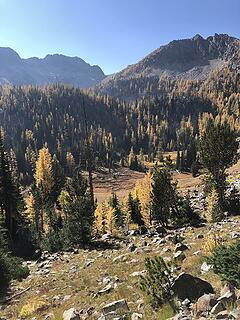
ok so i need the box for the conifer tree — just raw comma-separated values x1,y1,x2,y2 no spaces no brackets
151,167,178,226
199,119,238,209
59,169,94,245
108,192,123,228
0,131,24,242
127,193,144,226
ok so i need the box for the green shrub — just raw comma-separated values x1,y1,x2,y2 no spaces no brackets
41,231,63,253
173,195,201,227
140,256,175,309
0,250,29,287
207,240,240,288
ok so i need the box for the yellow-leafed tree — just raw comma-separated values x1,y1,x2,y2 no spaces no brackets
94,202,107,236
133,172,152,226
34,147,54,193
25,193,35,220
106,206,117,235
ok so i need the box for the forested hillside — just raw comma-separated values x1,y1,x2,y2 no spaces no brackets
0,54,239,183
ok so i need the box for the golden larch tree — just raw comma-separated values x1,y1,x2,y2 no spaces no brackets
133,172,152,226
34,147,54,193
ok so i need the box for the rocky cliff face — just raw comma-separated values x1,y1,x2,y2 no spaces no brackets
0,48,106,88
97,34,240,96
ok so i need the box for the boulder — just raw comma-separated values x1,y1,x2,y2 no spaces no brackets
63,308,80,320
210,301,225,315
193,293,217,316
175,243,188,252
173,251,186,262
218,283,237,303
171,273,214,301
102,299,129,315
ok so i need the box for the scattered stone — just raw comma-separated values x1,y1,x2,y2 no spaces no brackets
218,283,237,303
215,310,230,319
193,250,201,256
201,262,213,274
101,276,119,286
84,259,95,268
230,309,239,319
155,225,167,236
171,273,214,301
174,251,186,262
130,271,146,277
45,314,55,320
193,293,217,316
231,231,240,239
210,301,225,315
127,243,136,252
131,313,143,320
101,234,111,241
113,254,129,263
129,229,139,236
175,243,188,252
97,284,114,295
63,295,72,301
63,308,80,320
102,299,129,315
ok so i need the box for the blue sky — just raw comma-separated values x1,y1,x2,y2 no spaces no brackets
0,0,239,74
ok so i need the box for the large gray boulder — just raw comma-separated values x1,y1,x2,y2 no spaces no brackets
171,273,214,301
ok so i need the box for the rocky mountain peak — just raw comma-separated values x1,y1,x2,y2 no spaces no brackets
0,48,106,87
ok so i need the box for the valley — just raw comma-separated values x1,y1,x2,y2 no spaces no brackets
0,31,240,320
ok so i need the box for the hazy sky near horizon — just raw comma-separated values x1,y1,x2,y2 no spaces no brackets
0,0,239,74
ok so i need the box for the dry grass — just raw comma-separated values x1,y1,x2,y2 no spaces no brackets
1,216,239,319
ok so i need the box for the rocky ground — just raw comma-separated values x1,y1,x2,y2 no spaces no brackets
0,216,240,320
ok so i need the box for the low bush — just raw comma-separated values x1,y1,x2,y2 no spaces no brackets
207,240,240,288
0,250,29,287
140,256,175,309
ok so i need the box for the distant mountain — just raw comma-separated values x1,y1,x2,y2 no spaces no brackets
0,48,106,88
97,33,240,98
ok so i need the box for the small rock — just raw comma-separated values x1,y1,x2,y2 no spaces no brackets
130,271,146,277
215,310,230,319
113,254,129,263
174,251,186,262
131,313,143,320
45,314,55,320
63,308,80,320
127,243,136,252
201,262,213,274
97,284,114,295
175,243,188,252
